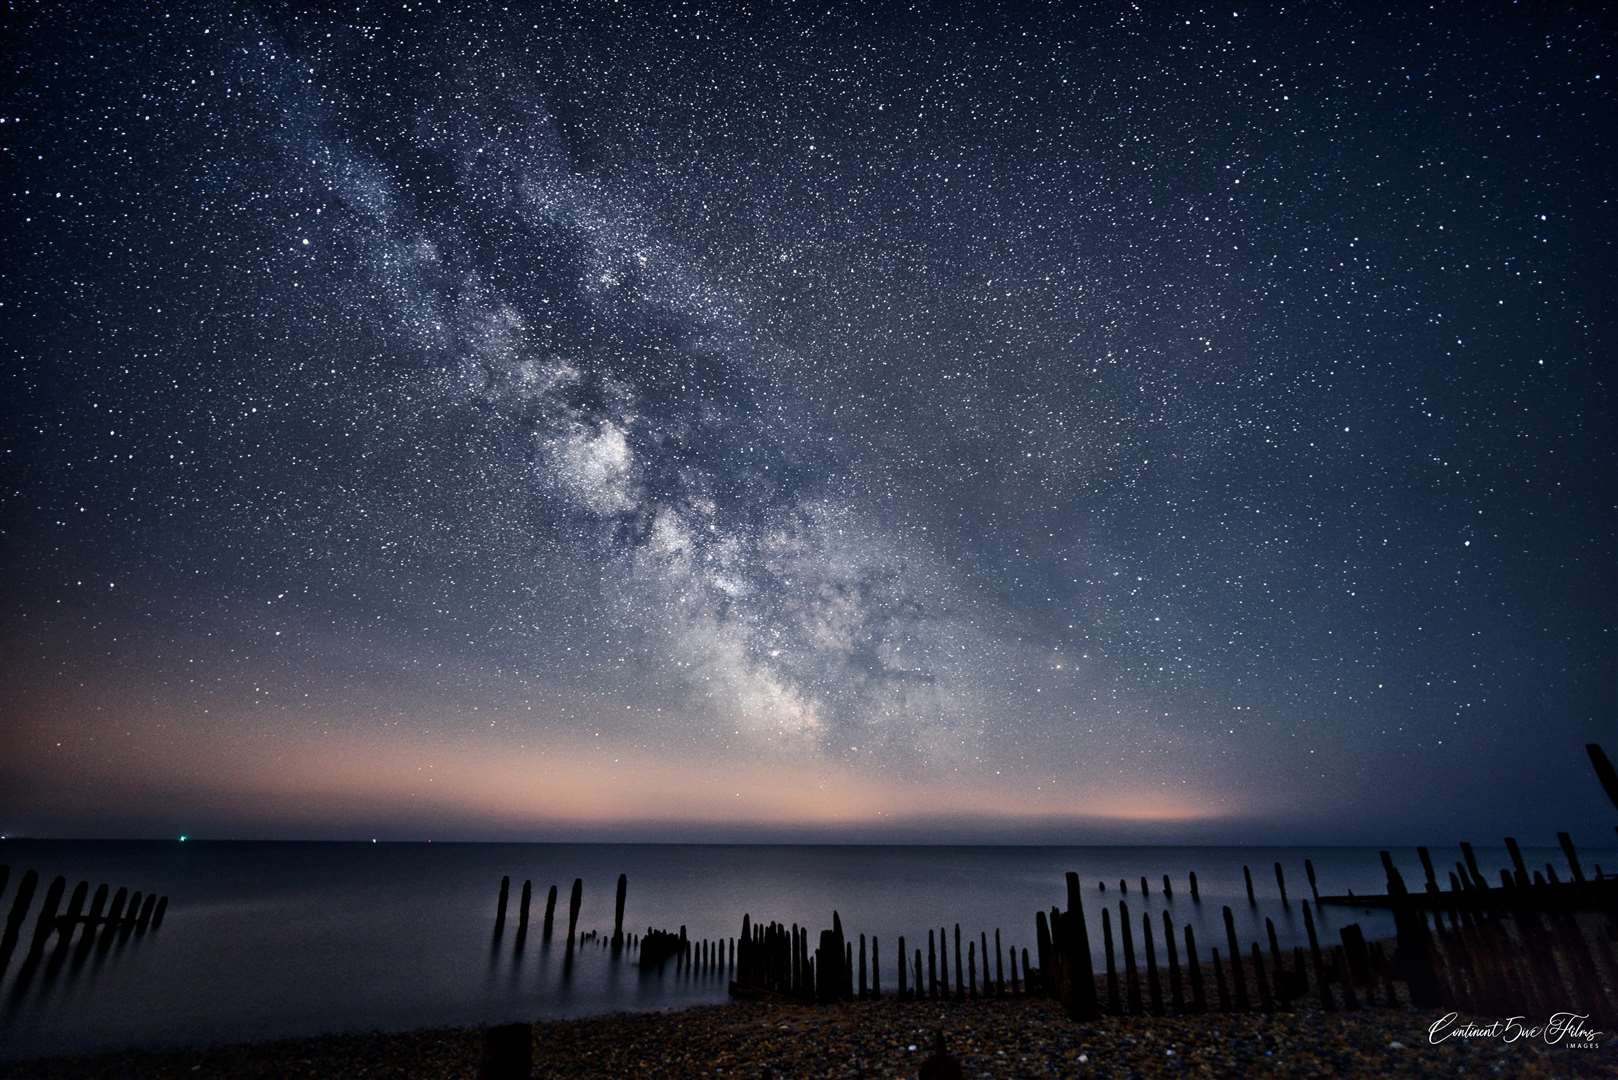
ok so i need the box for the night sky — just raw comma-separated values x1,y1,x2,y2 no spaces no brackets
3,2,1613,843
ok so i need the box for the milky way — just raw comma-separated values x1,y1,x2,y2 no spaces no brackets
2,2,1613,841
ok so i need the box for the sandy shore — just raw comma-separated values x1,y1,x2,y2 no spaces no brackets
3,997,1613,1079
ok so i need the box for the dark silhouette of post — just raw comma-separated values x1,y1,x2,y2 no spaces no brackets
566,878,583,948
1062,872,1099,1018
1101,906,1119,1012
1587,743,1618,809
1305,859,1320,904
1558,832,1586,883
1273,862,1289,908
1119,900,1140,1013
517,880,532,934
494,876,509,932
613,874,627,945
1221,906,1248,1010
1243,865,1256,905
542,885,557,939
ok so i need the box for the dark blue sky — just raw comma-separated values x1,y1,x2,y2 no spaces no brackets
2,1,1613,843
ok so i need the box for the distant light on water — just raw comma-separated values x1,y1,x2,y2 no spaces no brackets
179,834,188,842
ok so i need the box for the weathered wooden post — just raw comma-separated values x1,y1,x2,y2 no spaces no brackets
2,867,38,961
1142,912,1163,1015
1459,842,1489,892
979,930,990,995
542,885,557,939
1417,847,1439,893
1265,917,1286,1001
940,925,952,997
1243,865,1256,906
1184,924,1206,1012
1381,850,1442,1007
1010,946,1020,995
1162,874,1172,900
494,876,509,932
1504,838,1530,889
1140,876,1149,897
1557,832,1586,884
897,934,908,998
1305,858,1320,904
1222,906,1249,1010
944,926,957,1003
1587,743,1618,809
517,880,532,936
872,935,881,997
858,934,868,998
1118,901,1141,1013
613,874,627,945
1063,872,1099,1019
56,882,87,948
30,876,65,956
967,939,977,997
928,929,938,998
1034,910,1052,989
82,884,109,941
1021,947,1032,994
1250,942,1274,1011
993,929,1004,996
566,879,583,948
478,1022,530,1080
1101,906,1119,1012
1273,862,1289,908
1210,946,1229,1011
1189,871,1200,903
914,949,924,1001
135,891,157,932
1162,911,1183,1011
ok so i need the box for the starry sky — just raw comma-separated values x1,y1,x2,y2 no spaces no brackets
2,2,1613,843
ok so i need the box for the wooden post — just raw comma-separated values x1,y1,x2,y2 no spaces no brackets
1243,865,1256,905
1250,942,1274,1011
82,884,109,942
1417,847,1439,892
2,868,39,962
859,934,868,998
993,930,1004,996
968,939,977,997
1303,901,1332,1011
1459,842,1489,891
122,890,143,930
613,874,627,945
1335,946,1359,1010
1034,910,1052,988
1587,743,1618,810
1273,862,1289,908
1504,838,1530,889
1142,912,1163,1016
898,935,908,998
517,880,532,935
1101,906,1120,1012
1162,911,1183,1011
940,924,952,997
1063,872,1099,1019
1222,906,1249,1010
566,879,583,947
1119,900,1141,1013
1021,947,1031,995
944,926,957,1003
1162,874,1172,900
542,885,557,939
1189,871,1200,902
1381,850,1442,1007
1305,859,1320,904
914,949,924,1000
478,1023,531,1080
136,892,157,932
56,882,87,947
495,876,509,931
928,929,938,998
1557,832,1586,884
1140,875,1149,896
1265,917,1286,1001
30,876,65,955
1211,946,1229,1011
1184,924,1206,1013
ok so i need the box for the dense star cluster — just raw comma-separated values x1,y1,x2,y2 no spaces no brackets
2,2,1612,840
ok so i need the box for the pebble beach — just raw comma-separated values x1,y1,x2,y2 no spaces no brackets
3,997,1612,1079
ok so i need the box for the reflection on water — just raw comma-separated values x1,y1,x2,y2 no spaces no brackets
1,839,1607,1061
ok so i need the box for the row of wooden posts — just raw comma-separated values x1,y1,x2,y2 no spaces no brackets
0,865,170,976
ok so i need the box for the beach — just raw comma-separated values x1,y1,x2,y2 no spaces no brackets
4,996,1613,1079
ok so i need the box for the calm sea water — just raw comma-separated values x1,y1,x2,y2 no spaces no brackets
1,840,1607,1060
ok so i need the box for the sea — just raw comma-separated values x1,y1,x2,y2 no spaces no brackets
1,840,1607,1060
